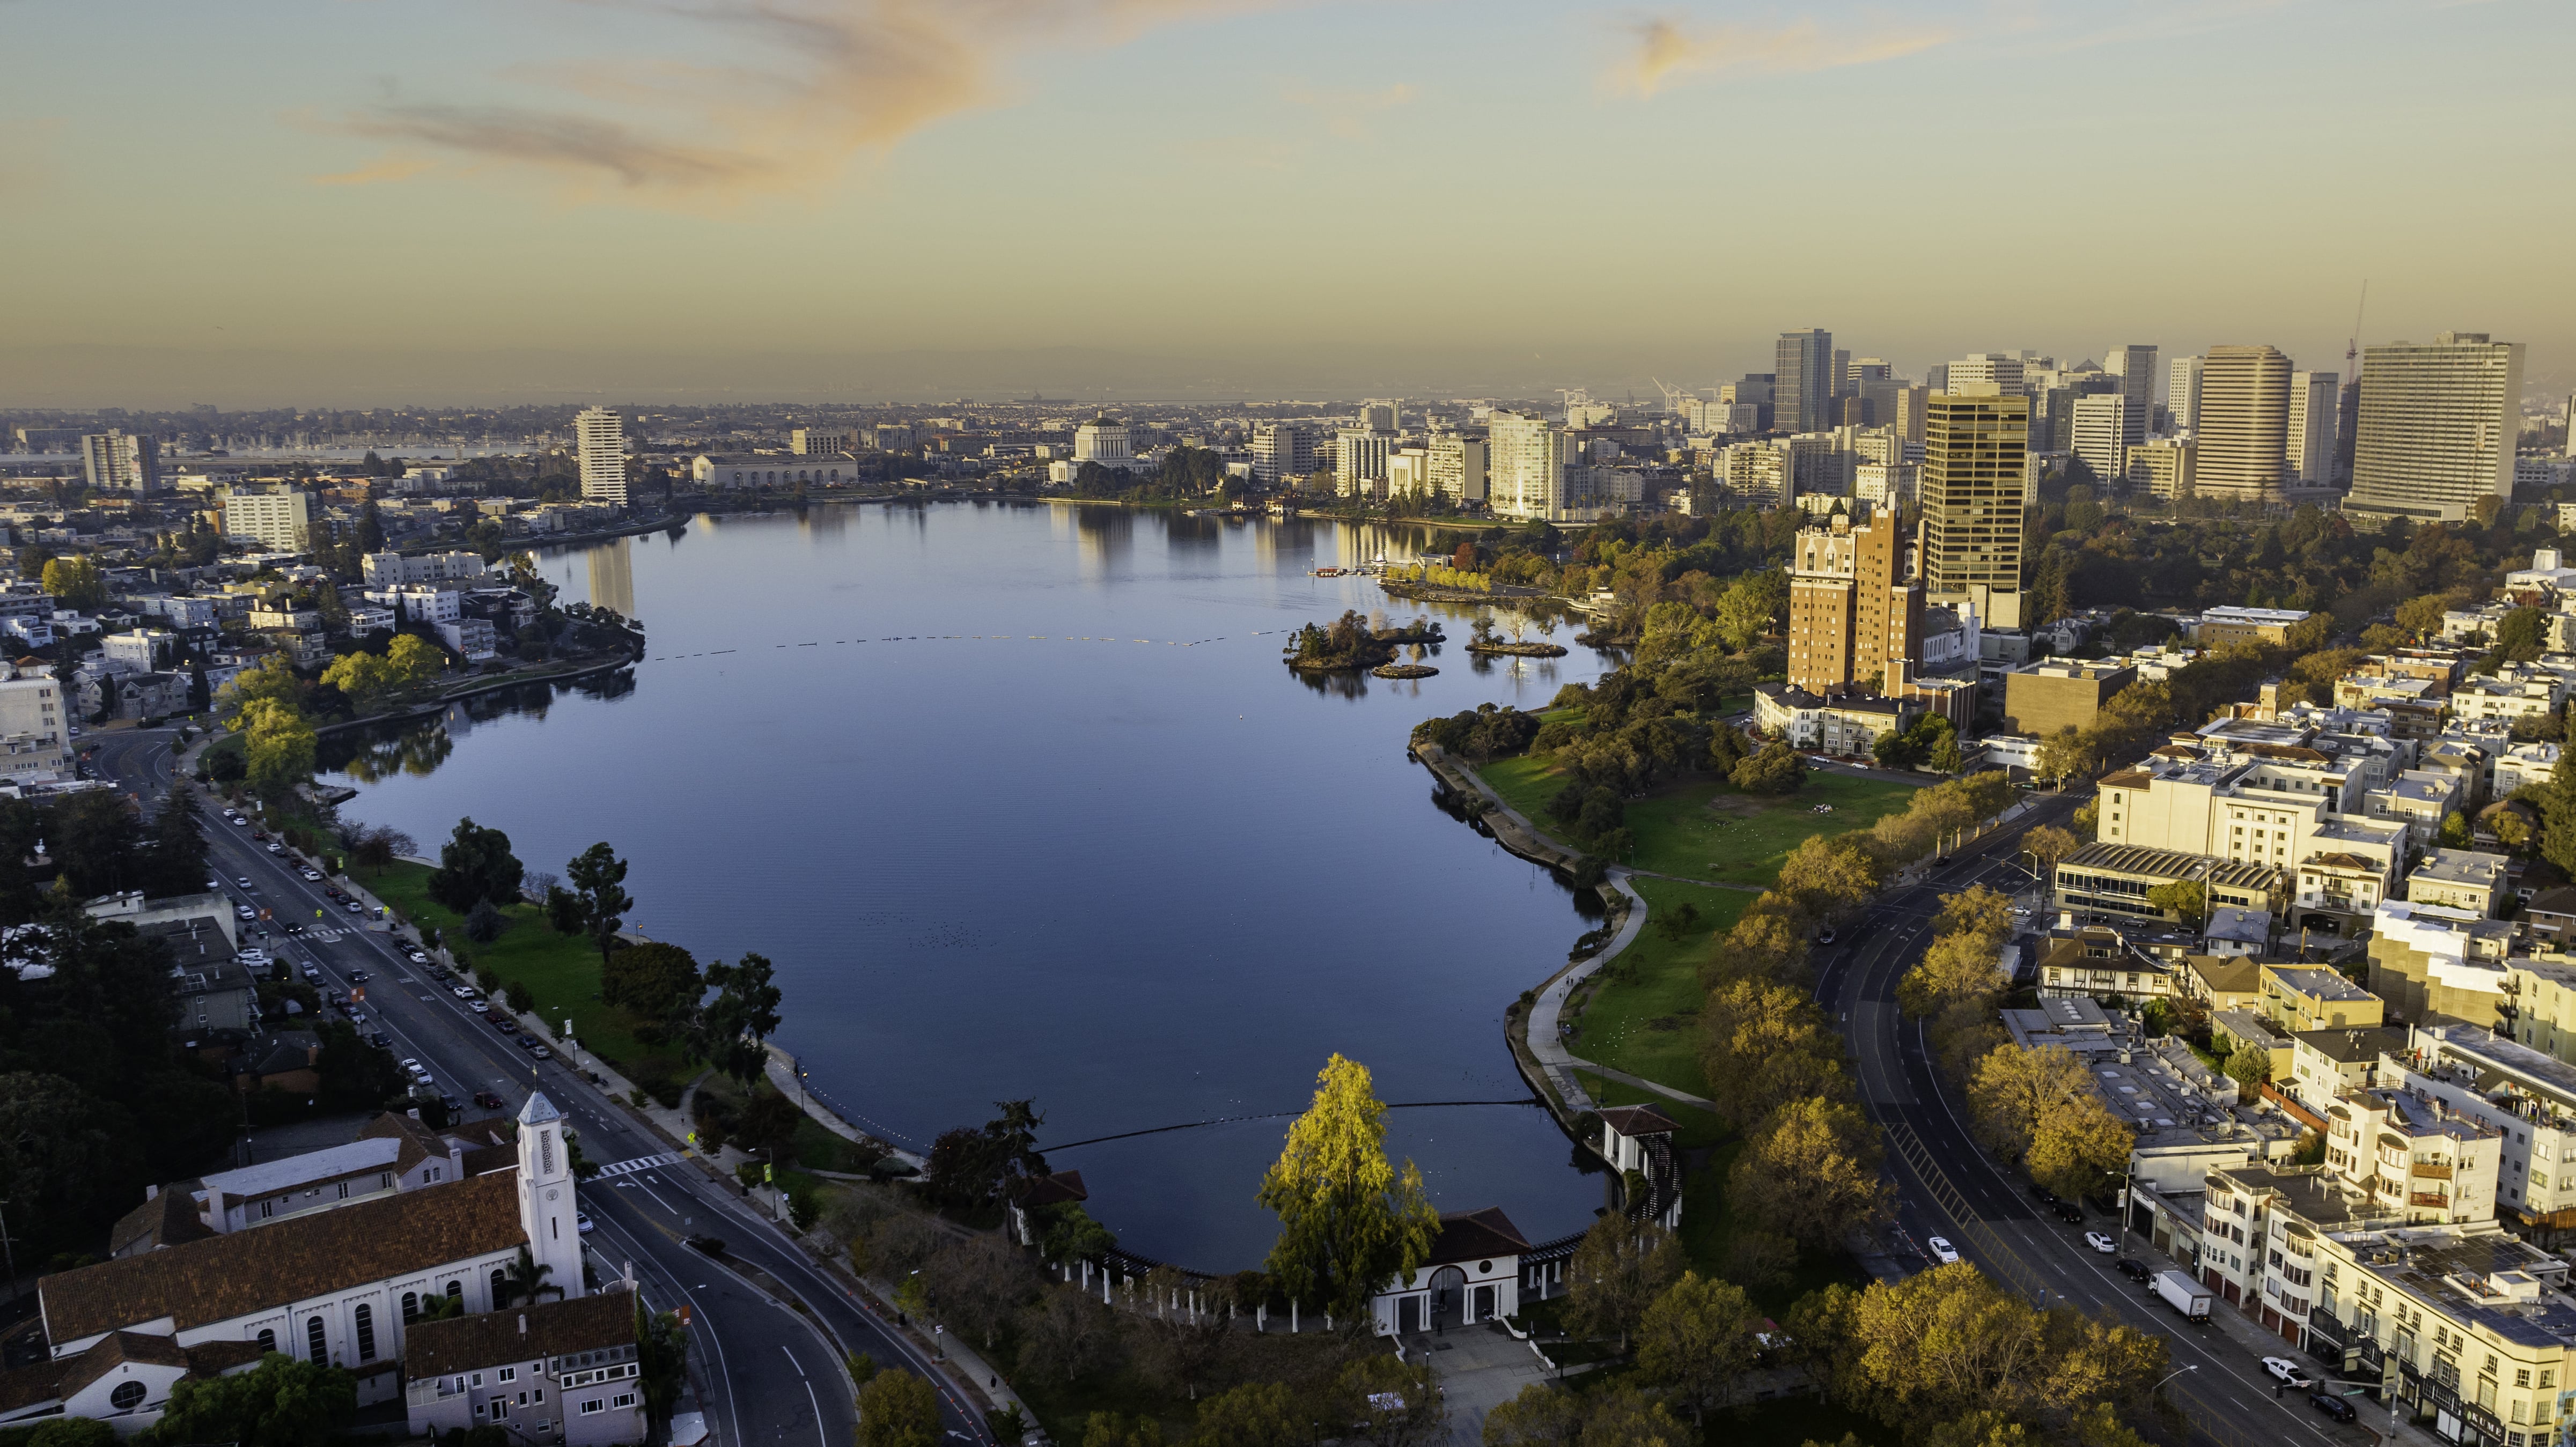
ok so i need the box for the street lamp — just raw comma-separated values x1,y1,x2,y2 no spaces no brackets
2151,1364,2199,1394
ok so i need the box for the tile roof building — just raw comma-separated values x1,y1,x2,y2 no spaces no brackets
404,1287,645,1446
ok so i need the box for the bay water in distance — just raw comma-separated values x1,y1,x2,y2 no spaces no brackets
320,500,1618,1268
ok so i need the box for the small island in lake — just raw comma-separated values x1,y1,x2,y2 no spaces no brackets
1282,610,1446,672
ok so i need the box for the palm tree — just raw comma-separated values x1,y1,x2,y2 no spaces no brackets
499,1245,561,1306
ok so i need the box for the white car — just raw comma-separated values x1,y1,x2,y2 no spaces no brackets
2084,1230,2115,1253
2262,1357,2314,1390
230,816,249,827
452,986,476,1000
407,950,429,964
237,950,269,966
1927,1236,1961,1265
301,868,323,881
400,1058,421,1072
470,1000,490,1014
265,841,283,854
576,1212,594,1235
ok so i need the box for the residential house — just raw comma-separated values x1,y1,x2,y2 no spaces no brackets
2411,850,2514,918
402,1287,645,1447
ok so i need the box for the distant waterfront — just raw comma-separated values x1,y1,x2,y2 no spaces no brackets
320,500,1617,1268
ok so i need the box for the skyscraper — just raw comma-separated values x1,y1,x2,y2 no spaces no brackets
1948,353,2027,395
2104,344,2158,446
79,430,159,493
1775,329,1835,434
1919,383,2027,630
2167,355,2204,433
1487,411,1569,521
575,407,628,506
2286,370,2341,485
2194,345,2291,502
2347,332,2525,526
2069,395,2129,488
1786,512,1919,697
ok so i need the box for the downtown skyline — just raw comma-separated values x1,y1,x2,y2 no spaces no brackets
5,0,2573,406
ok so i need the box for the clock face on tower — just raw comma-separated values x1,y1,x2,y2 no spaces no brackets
546,1187,561,1202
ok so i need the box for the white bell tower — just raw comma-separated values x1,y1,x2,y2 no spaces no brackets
517,1092,586,1298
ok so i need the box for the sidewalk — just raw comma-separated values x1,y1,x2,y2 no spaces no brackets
1522,872,1646,1114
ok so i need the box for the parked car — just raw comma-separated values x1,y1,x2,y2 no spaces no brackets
1814,927,1837,946
1927,1237,1961,1265
470,1000,490,1014
230,816,249,827
2308,1391,2356,1422
235,906,257,921
2263,1357,2315,1390
452,986,476,1000
2114,1258,2151,1281
2083,1231,2115,1254
235,876,252,888
2054,1201,2084,1224
407,950,429,964
301,868,323,881
370,1032,392,1048
494,1017,519,1034
440,1094,464,1114
346,902,364,914
517,1036,540,1052
577,1212,594,1234
531,1045,552,1060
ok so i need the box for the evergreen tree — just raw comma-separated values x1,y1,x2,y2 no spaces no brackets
2542,749,2576,875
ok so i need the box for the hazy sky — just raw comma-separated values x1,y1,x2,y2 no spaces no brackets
6,0,2572,407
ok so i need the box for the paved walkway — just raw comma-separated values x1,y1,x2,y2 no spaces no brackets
1417,1323,1553,1444
1520,872,1645,1115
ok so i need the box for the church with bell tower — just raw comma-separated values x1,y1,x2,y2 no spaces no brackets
516,1092,588,1300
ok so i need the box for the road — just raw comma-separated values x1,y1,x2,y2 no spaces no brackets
1817,792,2382,1447
87,730,996,1447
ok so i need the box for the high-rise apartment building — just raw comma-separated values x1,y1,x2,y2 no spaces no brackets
575,407,628,506
219,483,311,553
2286,370,2341,485
1250,424,1314,485
1883,385,1929,444
2167,355,2205,433
1426,435,1486,503
2104,345,2158,446
1786,512,1920,697
2194,345,2291,502
1775,330,1835,435
1919,384,2027,630
1948,353,2027,397
2069,395,2130,487
2346,333,2525,526
1357,400,1399,433
2125,439,2197,500
80,430,159,494
1334,432,1393,498
1487,412,1569,521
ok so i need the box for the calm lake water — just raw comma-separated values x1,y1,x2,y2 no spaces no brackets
321,500,1617,1268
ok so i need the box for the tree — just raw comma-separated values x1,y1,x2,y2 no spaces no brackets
600,941,702,1024
2224,1039,2274,1091
546,883,586,934
1966,1044,2095,1162
1015,1286,1121,1384
143,785,211,897
387,631,445,686
1698,978,1848,1131
565,841,633,964
2395,593,2453,639
151,1350,358,1447
2022,825,2080,876
924,1232,1037,1350
2027,1091,2138,1201
1637,1271,1762,1422
40,556,106,611
239,698,318,803
1257,1053,1439,1333
215,654,303,727
320,650,398,714
1480,1383,1585,1446
2142,878,2207,929
427,817,524,913
1564,1215,1683,1350
1190,1381,1309,1447
1728,1096,1895,1251
1774,836,1878,925
698,951,783,1083
1730,742,1806,794
464,898,505,943
1334,1355,1447,1447
2439,810,2472,850
856,1369,941,1447
1134,1268,1233,1401
498,1243,560,1305
1898,929,2007,1020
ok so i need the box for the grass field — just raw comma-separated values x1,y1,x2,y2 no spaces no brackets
366,860,681,1083
1476,755,1918,886
1566,878,1744,1097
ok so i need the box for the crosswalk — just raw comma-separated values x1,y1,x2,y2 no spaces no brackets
593,1151,683,1179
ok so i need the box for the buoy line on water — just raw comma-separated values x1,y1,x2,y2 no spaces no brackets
639,627,1470,665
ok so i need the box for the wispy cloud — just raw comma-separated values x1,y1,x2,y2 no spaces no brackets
1281,82,1416,140
310,154,438,188
321,0,1267,203
1614,14,1957,97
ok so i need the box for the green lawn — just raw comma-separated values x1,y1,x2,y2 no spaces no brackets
364,861,679,1083
1477,756,1918,887
1567,879,1745,1097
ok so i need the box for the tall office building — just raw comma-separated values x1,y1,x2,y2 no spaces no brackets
2104,345,2158,446
1918,384,2028,630
1948,353,2027,396
1357,400,1399,433
1785,512,1919,697
790,427,852,456
2194,345,2291,502
2167,355,2205,433
1250,423,1314,484
2286,371,2341,485
2069,395,2130,487
1775,329,1835,434
575,407,628,506
1487,411,1569,521
2347,332,2525,526
1334,431,1393,497
79,430,159,494
1848,357,1892,390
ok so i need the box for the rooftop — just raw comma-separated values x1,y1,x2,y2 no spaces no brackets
2263,965,2376,1004
197,1137,402,1206
2411,849,2510,888
404,1288,636,1378
2294,1026,2408,1066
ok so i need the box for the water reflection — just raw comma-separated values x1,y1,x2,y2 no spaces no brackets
587,537,637,618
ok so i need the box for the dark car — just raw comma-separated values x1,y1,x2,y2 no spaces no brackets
440,1094,464,1114
370,1031,392,1048
474,1090,505,1109
348,970,370,983
2309,1392,2356,1423
2052,1201,2084,1224
517,1035,540,1052
2114,1258,2151,1281
494,1017,519,1034
685,1235,726,1257
1814,927,1837,946
2029,1183,2060,1205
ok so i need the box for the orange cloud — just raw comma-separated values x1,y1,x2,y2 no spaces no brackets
1616,14,1956,96
327,0,1271,203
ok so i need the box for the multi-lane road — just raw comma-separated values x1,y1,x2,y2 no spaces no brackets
85,729,995,1447
1816,791,2383,1447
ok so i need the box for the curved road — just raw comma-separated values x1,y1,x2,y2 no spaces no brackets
88,729,996,1447
1820,791,2380,1447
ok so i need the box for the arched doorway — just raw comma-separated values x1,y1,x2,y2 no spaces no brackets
1427,1265,1468,1330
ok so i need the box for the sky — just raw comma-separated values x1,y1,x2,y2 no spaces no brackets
5,0,2573,408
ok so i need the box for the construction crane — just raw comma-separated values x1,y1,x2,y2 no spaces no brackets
1651,377,1707,414
2345,280,2367,381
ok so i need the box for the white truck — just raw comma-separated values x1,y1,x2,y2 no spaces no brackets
2153,1269,2212,1323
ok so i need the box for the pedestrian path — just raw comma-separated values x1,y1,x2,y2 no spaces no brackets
593,1151,685,1179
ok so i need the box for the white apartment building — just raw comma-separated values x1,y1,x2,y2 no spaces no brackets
1334,431,1393,498
1385,446,1431,499
789,427,851,455
220,483,311,552
2167,354,2204,433
2099,752,2408,899
2070,394,2129,485
362,587,461,625
1426,434,1486,503
363,551,490,588
81,430,159,494
1855,460,1917,510
1249,424,1314,485
573,408,627,506
1487,412,1570,521
2287,370,2342,484
2349,333,2525,527
0,671,69,783
2397,1024,2576,1228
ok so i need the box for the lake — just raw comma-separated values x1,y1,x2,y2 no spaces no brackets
320,500,1620,1269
